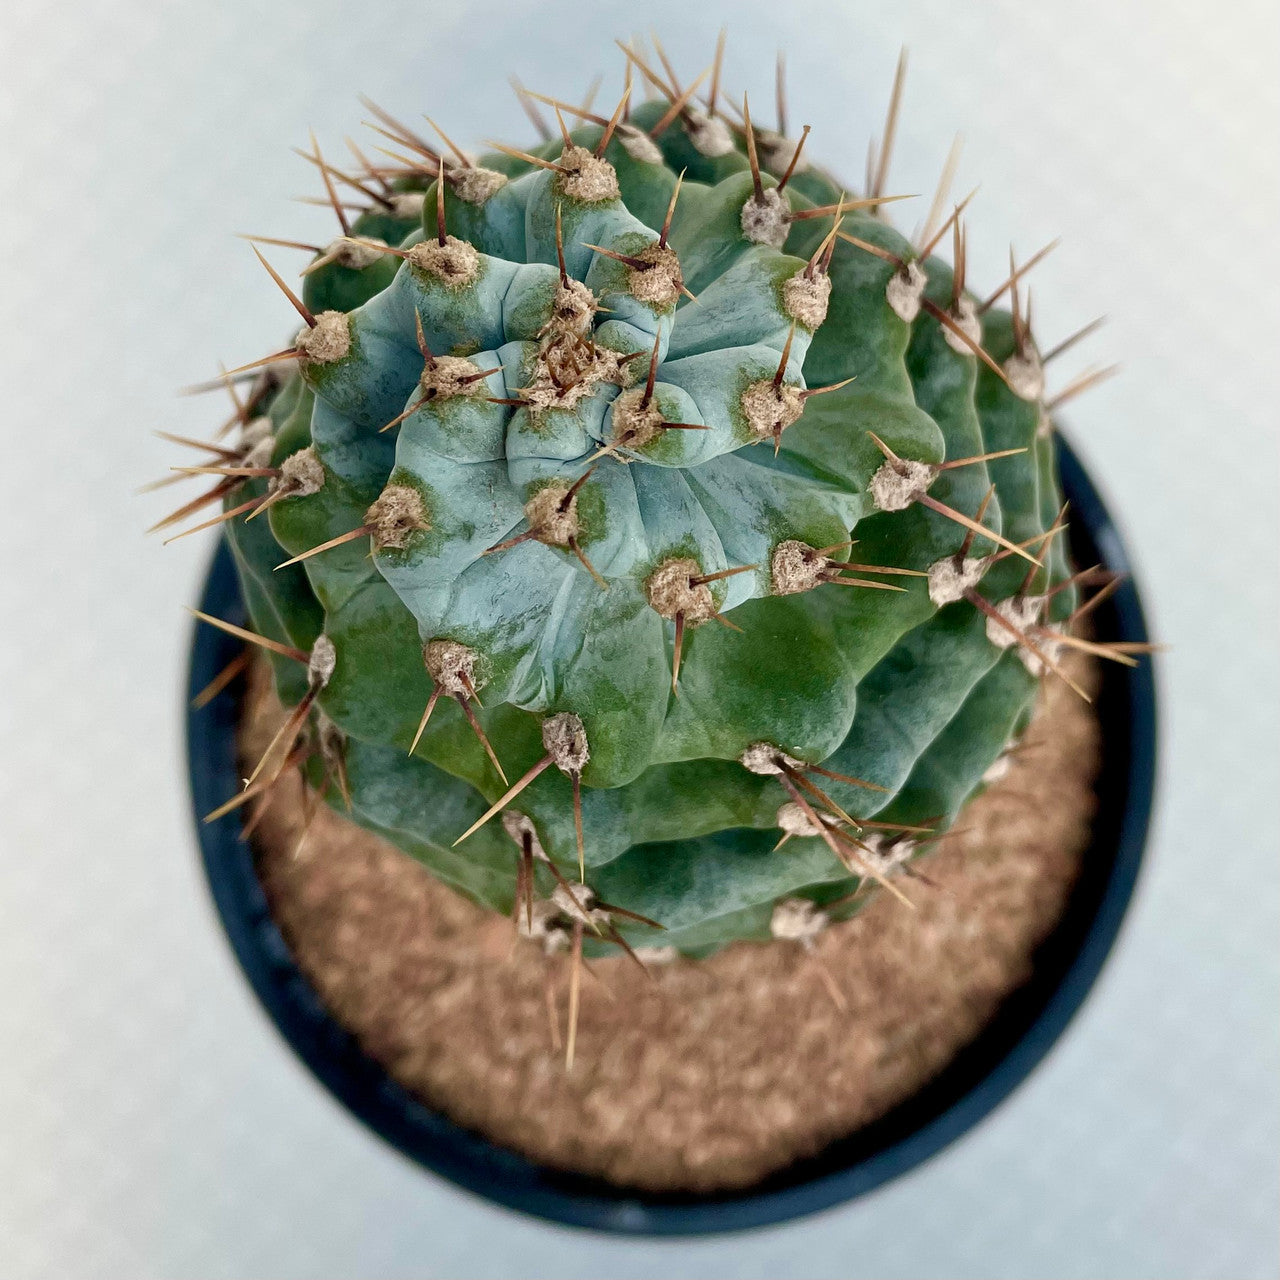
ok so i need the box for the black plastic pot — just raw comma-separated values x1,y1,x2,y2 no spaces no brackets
187,434,1157,1236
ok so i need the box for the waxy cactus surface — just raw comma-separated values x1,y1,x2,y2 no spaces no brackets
168,42,1128,968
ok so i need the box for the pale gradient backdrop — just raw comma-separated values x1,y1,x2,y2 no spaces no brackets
0,1,1276,1277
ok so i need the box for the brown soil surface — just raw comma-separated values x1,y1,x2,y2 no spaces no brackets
242,656,1099,1193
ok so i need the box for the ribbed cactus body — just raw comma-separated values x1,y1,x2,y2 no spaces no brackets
218,85,1075,956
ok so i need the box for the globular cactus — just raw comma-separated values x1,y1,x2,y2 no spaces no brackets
165,38,1137,1012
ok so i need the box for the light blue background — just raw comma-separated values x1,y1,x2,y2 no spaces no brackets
1,1,1276,1276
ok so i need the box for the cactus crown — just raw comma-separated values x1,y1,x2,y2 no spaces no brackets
165,37,1134,985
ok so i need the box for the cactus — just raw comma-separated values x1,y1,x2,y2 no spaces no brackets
162,38,1141,1044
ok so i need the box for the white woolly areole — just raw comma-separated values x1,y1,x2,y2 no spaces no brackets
315,708,346,771
740,379,805,440
644,556,716,622
756,130,804,177
522,340,625,411
524,483,579,547
296,311,350,364
552,880,610,928
518,898,571,953
274,446,325,499
1019,622,1064,676
857,832,886,859
986,594,1046,651
770,897,827,945
634,944,679,965
609,386,666,451
885,260,927,322
776,802,824,838
550,278,598,335
982,751,1014,784
869,457,936,512
558,145,620,203
501,810,548,861
740,742,804,776
684,110,735,157
365,484,429,550
943,295,983,354
307,634,336,689
782,270,832,330
771,540,828,596
238,415,274,449
389,192,426,220
740,187,790,249
856,835,916,876
242,437,275,469
542,711,589,774
926,554,987,606
982,734,1022,784
616,124,664,164
408,236,480,289
1004,348,1044,401
625,243,683,310
452,166,508,205
423,639,482,696
419,354,489,399
329,236,386,270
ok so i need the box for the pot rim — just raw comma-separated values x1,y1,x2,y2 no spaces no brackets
186,431,1157,1236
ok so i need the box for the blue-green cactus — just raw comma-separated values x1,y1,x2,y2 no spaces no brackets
166,42,1129,976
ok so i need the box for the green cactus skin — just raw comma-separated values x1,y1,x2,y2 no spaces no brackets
176,44,1124,964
